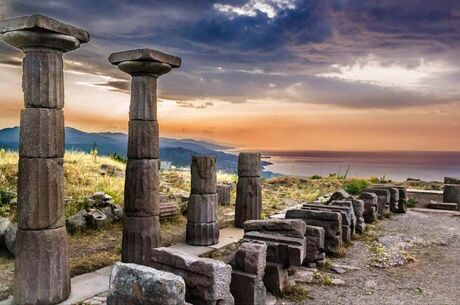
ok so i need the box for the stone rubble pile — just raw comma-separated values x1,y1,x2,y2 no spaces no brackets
186,156,219,246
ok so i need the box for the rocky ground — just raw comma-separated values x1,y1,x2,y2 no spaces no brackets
280,209,460,305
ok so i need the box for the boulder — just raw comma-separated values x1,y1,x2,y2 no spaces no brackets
0,217,11,245
304,225,325,265
66,210,88,233
5,223,17,256
107,262,187,305
326,189,351,203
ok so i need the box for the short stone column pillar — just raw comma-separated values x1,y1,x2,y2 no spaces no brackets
0,14,89,304
109,49,181,265
235,153,262,228
186,156,219,245
443,184,460,211
217,184,232,205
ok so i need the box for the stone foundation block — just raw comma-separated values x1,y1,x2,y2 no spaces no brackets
304,225,325,264
235,177,262,228
17,157,65,230
444,177,460,185
150,247,234,305
231,271,266,305
19,108,64,158
232,241,267,276
127,120,159,159
191,156,217,195
187,194,218,223
217,184,231,205
237,153,261,177
122,216,160,265
263,262,287,293
302,204,353,242
243,231,306,266
124,159,160,216
14,227,70,305
286,209,342,255
363,188,391,219
186,222,219,246
359,192,379,223
443,185,460,209
107,262,187,305
243,219,307,237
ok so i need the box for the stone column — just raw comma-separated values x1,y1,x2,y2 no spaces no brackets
0,14,89,305
186,156,219,246
109,49,181,265
235,153,262,228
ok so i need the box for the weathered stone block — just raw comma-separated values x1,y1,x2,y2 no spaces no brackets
129,76,157,121
150,247,234,305
231,241,267,276
351,199,366,234
363,188,391,219
427,201,458,211
191,156,217,195
243,219,306,237
327,189,351,203
263,262,287,293
17,157,65,230
109,48,182,67
23,51,64,109
371,186,400,212
14,227,70,305
122,216,160,265
186,222,219,246
127,120,159,159
443,185,460,210
304,225,325,264
235,177,262,228
243,231,306,266
107,262,187,305
231,271,266,305
444,177,460,185
394,187,408,213
187,194,218,223
285,209,342,254
238,153,261,177
124,159,160,217
359,192,378,223
217,184,231,205
19,108,64,158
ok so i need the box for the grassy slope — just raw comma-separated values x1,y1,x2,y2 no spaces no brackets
0,150,441,296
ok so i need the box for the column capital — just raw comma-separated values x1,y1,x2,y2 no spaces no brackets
109,48,181,77
0,14,90,52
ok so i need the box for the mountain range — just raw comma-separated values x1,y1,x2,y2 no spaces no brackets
0,127,269,172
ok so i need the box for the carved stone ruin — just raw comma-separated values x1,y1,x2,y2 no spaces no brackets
363,188,391,219
359,192,378,223
242,219,307,292
304,225,326,267
230,241,267,305
302,203,353,243
107,262,187,305
286,209,342,255
371,185,400,212
150,247,234,305
217,184,232,205
109,48,181,265
186,156,219,246
443,184,460,211
235,153,262,228
351,199,366,233
0,14,90,304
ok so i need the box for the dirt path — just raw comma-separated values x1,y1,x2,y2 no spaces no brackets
282,210,460,305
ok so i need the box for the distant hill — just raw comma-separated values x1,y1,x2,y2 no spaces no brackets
0,126,240,171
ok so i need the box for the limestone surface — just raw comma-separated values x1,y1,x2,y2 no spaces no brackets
237,153,261,177
186,222,219,246
304,225,325,264
187,194,218,223
107,262,187,305
129,76,158,121
14,227,70,305
217,184,232,205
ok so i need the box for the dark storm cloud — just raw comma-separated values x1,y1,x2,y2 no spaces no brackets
1,0,460,109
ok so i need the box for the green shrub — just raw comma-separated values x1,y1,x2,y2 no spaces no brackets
344,179,369,195
407,198,417,207
309,174,322,180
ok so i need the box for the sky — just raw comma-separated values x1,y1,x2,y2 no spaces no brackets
0,0,459,151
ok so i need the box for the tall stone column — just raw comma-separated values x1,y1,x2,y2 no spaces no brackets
0,14,89,305
186,156,219,246
235,153,262,228
109,49,181,265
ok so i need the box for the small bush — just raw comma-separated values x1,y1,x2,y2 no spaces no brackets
310,174,322,180
407,198,417,207
274,285,311,302
344,179,369,195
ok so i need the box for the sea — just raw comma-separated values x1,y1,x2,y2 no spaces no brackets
262,151,460,182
